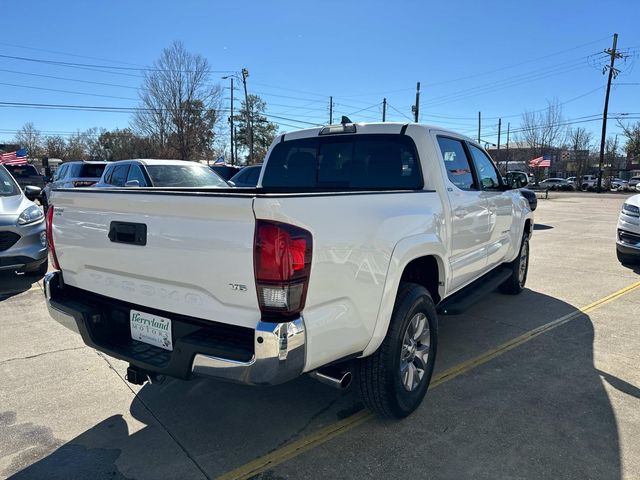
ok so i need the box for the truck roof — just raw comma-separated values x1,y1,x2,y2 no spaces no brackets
280,122,474,143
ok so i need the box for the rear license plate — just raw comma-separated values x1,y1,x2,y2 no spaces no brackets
130,309,173,351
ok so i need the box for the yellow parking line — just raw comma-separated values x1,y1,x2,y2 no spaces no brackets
217,281,640,480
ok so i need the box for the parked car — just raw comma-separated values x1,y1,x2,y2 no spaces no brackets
580,175,599,190
538,178,573,191
628,176,640,189
609,178,629,191
616,194,640,264
44,122,534,419
0,165,48,276
41,161,107,209
210,164,242,181
95,159,228,188
4,164,46,194
228,165,262,187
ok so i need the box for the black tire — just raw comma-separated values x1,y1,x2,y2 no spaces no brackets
617,249,639,265
357,283,438,418
500,234,529,295
25,259,48,277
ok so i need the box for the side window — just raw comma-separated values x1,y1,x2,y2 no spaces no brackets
436,137,476,191
127,164,148,186
468,144,501,190
110,164,130,187
102,166,113,184
55,164,68,181
247,167,261,185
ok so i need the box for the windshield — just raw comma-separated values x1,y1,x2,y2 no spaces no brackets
0,166,21,197
146,164,228,188
5,165,40,178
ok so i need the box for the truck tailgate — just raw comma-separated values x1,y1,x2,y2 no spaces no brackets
50,190,260,329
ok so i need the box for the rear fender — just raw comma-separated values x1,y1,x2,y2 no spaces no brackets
361,234,447,357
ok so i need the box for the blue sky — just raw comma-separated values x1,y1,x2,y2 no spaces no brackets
0,0,639,149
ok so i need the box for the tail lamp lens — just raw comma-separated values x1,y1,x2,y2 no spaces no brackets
255,220,312,318
46,206,60,270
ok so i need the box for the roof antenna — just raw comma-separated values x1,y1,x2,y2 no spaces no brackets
341,116,352,124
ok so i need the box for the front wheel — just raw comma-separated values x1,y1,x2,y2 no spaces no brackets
500,234,529,295
357,283,438,418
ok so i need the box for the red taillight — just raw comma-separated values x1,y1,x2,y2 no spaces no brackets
254,220,312,318
46,206,60,270
73,180,96,187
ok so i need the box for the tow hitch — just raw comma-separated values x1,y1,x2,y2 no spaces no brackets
126,364,165,385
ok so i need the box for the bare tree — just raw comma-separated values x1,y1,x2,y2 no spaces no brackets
65,131,88,160
15,122,43,159
518,99,566,182
567,127,592,189
618,120,640,164
133,41,223,160
45,136,66,160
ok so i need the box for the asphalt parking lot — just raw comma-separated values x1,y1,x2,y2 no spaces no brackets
1,192,639,480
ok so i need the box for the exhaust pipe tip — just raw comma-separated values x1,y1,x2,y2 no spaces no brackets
309,368,353,390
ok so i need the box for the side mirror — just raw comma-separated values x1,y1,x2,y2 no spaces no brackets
24,185,42,201
124,180,140,187
506,172,529,189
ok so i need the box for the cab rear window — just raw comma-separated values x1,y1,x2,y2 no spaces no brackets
261,134,423,191
78,164,106,178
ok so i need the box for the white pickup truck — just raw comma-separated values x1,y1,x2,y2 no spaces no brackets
44,122,533,418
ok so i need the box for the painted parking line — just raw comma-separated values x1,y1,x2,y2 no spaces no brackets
217,281,640,480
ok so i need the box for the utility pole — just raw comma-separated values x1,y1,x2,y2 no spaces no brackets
597,33,623,191
382,98,387,122
234,126,238,164
329,96,333,124
496,118,502,166
505,122,510,173
477,112,481,143
412,82,421,122
241,68,253,164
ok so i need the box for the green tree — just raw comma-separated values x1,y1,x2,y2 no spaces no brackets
235,94,278,164
98,128,157,160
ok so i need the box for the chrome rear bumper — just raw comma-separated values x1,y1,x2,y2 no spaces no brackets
44,271,306,386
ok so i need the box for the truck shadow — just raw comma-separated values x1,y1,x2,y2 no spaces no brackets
7,290,626,479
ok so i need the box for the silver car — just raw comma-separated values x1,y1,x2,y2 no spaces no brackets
0,165,48,275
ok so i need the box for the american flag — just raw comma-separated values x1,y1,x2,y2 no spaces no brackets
0,149,28,166
529,154,551,168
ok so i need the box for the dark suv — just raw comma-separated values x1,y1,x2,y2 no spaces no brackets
4,164,46,193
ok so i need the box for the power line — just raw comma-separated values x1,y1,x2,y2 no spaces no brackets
0,81,138,101
0,53,235,74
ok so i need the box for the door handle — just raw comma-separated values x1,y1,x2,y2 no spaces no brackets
108,221,147,246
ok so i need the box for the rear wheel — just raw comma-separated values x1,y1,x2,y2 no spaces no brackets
357,283,438,418
500,234,529,295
